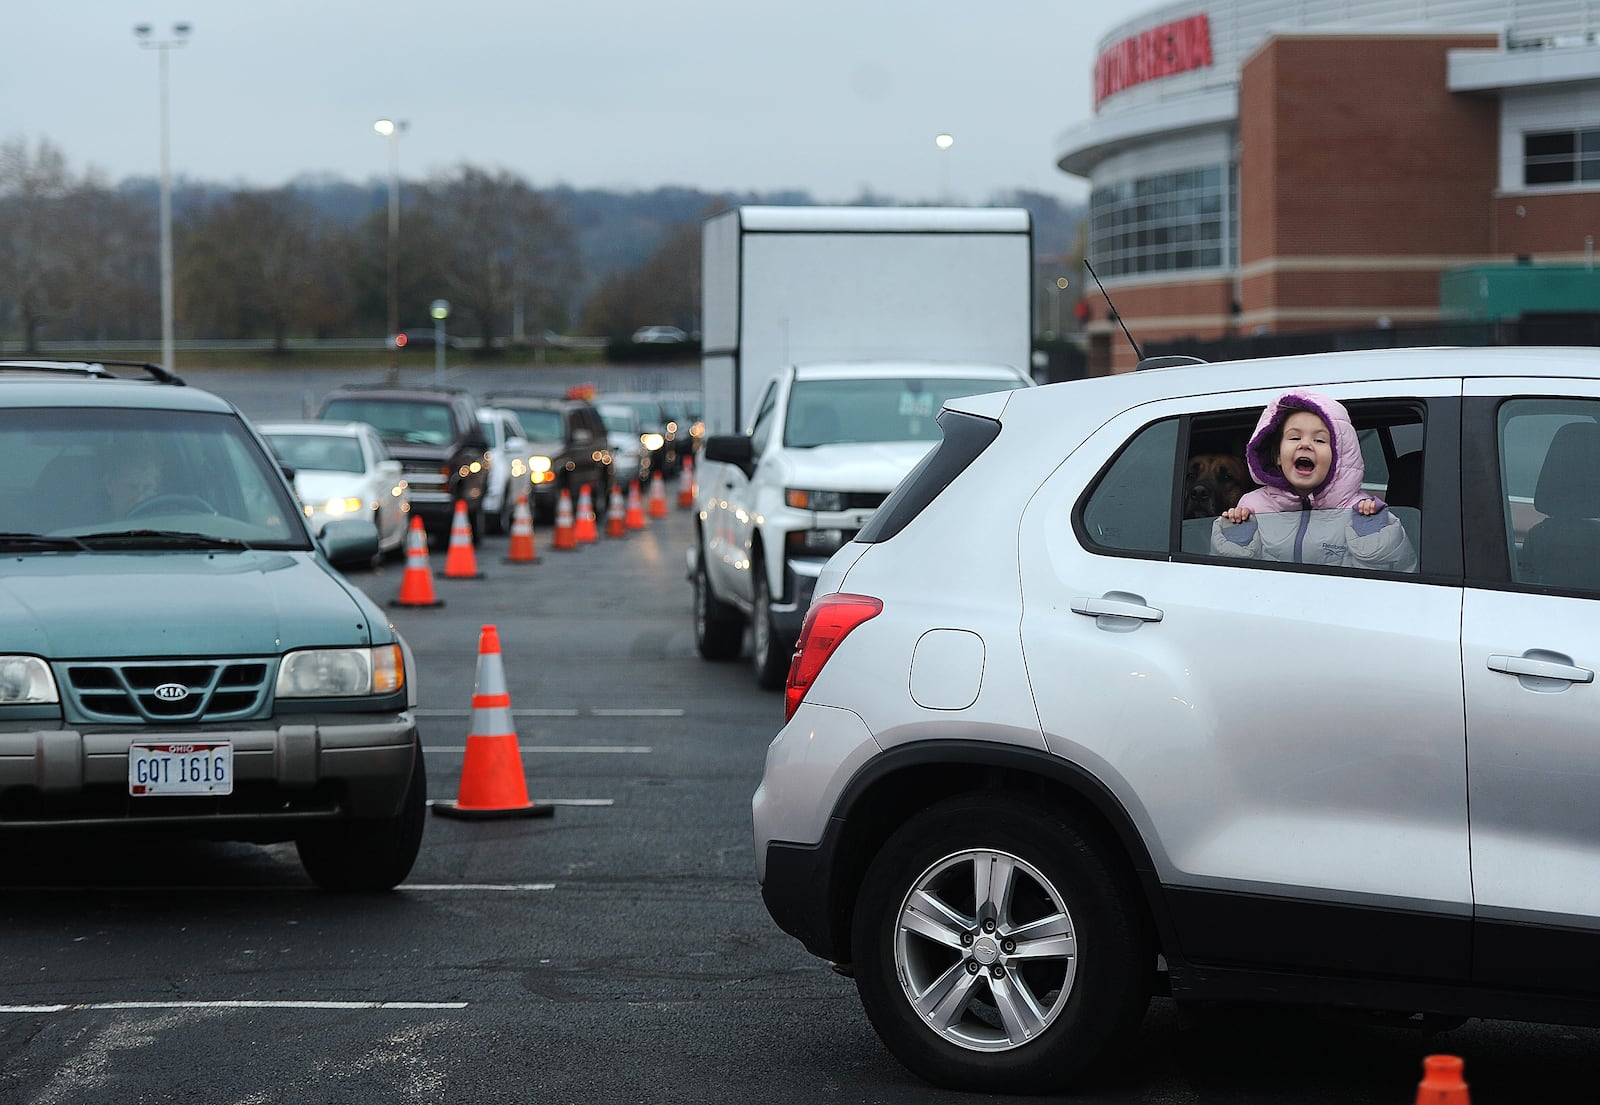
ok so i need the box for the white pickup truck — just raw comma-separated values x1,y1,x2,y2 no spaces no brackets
691,360,1032,688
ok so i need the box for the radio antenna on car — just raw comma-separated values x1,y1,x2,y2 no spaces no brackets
1083,259,1146,363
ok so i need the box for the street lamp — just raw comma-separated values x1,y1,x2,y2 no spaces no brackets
373,118,407,358
430,299,450,384
934,133,954,203
133,20,191,372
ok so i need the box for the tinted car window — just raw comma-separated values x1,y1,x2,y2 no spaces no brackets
320,398,455,446
782,377,1028,447
1500,399,1600,593
1079,417,1178,554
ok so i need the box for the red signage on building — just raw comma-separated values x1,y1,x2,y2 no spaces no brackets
1094,13,1214,108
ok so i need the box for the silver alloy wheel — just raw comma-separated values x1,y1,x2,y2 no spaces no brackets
893,848,1078,1052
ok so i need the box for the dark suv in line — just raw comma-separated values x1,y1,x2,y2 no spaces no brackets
482,391,614,523
316,384,490,542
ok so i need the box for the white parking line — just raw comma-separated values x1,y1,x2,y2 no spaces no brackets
0,1001,467,1013
425,745,650,755
423,797,614,808
402,883,555,892
412,708,684,718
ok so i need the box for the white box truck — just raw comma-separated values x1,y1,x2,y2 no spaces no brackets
690,206,1035,688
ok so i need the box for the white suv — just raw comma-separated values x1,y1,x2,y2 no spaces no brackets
752,346,1600,1092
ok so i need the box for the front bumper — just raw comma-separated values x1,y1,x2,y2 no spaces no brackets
0,713,418,830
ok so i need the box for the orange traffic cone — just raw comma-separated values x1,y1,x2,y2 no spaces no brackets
432,624,552,821
677,455,696,508
573,484,599,544
391,516,443,608
1415,1056,1469,1105
552,488,577,551
442,499,483,579
625,480,646,530
648,471,668,518
503,493,539,564
606,483,627,538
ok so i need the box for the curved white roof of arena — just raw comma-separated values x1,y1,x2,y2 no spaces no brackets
1057,0,1600,177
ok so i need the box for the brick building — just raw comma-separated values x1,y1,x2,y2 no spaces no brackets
1057,0,1600,374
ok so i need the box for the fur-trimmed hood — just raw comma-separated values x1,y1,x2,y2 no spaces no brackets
1241,390,1366,510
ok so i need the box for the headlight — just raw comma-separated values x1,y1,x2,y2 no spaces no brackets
318,496,364,517
529,456,552,474
0,656,57,704
785,488,845,511
640,433,665,451
277,645,404,698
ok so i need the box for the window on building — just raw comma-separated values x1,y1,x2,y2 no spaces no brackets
1523,128,1600,186
1088,165,1233,278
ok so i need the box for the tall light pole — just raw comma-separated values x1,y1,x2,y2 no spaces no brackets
1050,276,1069,338
373,119,407,358
934,133,954,204
134,21,190,371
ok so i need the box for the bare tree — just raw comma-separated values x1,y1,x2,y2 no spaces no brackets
579,219,701,337
0,138,78,350
419,166,580,349
179,188,342,350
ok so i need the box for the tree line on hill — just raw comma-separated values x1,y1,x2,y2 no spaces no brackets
0,136,1084,354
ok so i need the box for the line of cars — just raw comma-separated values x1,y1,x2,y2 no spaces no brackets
258,382,702,557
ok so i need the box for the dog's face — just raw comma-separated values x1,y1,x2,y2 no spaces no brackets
1184,453,1251,519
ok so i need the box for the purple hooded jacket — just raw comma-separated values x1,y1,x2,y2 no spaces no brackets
1210,390,1418,571
1236,390,1371,512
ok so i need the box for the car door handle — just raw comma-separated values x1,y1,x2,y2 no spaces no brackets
1071,595,1163,623
1487,653,1594,684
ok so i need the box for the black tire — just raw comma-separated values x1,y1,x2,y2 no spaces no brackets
486,485,512,536
693,549,742,660
852,796,1151,1093
750,559,789,690
296,740,427,892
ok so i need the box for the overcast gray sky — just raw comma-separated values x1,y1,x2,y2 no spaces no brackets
11,1,1126,204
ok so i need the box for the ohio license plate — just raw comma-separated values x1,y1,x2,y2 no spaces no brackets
129,742,233,796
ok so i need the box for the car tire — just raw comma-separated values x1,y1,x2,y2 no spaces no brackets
487,486,512,536
295,740,427,892
693,550,743,661
851,796,1152,1093
750,559,789,690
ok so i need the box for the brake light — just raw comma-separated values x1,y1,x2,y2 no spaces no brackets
784,593,882,720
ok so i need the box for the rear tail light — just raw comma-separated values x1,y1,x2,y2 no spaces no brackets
784,593,883,720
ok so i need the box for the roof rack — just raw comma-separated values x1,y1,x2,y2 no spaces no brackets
0,358,186,385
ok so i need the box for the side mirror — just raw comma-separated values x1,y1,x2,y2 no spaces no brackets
704,434,754,476
318,517,381,568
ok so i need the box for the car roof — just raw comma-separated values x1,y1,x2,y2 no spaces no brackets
0,373,236,414
483,392,585,410
789,361,1031,381
258,420,370,437
962,345,1600,447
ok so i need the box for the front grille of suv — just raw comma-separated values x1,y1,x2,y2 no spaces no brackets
62,660,272,723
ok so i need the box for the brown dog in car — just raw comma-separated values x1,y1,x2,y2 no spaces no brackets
1184,453,1252,519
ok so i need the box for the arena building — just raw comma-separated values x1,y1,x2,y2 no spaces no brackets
1057,0,1600,373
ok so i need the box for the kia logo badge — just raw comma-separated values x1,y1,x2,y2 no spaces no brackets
153,683,190,702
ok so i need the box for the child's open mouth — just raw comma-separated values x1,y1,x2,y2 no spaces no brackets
1294,457,1316,473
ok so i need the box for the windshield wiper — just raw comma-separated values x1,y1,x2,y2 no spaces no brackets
76,530,252,551
0,533,90,552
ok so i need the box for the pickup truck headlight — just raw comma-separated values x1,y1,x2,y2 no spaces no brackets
277,645,404,697
786,528,855,557
0,656,58,704
785,488,845,511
